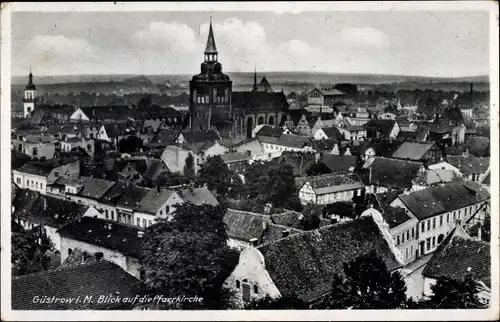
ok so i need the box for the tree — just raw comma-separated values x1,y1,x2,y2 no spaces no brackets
318,251,407,309
198,155,232,195
306,162,331,176
333,83,359,98
183,153,195,181
414,275,486,309
141,203,237,309
266,163,301,210
301,203,322,230
245,294,308,310
12,224,54,276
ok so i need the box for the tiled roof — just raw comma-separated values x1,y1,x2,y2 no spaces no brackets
298,173,364,195
80,105,132,121
15,162,58,176
143,159,168,181
379,206,412,229
231,91,289,111
277,134,312,149
76,177,116,200
135,188,176,214
392,142,437,161
57,217,145,257
180,130,221,143
102,123,138,138
12,260,148,310
178,186,218,206
99,181,129,205
257,216,401,302
149,129,181,146
398,181,490,220
220,152,251,163
271,211,334,230
447,155,490,175
13,190,87,228
364,119,397,137
362,156,423,189
413,168,461,186
320,154,357,174
115,184,151,210
422,236,490,285
224,209,270,242
321,127,342,140
260,224,302,245
312,139,338,152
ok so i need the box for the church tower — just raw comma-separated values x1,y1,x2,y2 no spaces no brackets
23,68,37,118
189,18,232,132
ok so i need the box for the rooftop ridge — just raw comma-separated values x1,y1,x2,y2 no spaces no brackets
12,259,114,280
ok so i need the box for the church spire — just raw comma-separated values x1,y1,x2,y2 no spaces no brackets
26,67,36,90
204,17,218,54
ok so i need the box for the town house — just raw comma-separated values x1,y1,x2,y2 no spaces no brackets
390,181,490,257
296,173,365,205
133,187,184,227
392,142,443,165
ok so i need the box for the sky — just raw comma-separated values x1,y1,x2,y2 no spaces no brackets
11,10,490,77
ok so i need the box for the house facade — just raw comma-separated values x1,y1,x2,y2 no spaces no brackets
297,173,365,205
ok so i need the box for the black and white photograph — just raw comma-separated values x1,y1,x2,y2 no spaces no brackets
1,1,498,320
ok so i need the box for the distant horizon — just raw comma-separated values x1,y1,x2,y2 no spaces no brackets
11,71,490,80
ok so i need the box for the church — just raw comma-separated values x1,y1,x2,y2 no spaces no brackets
189,19,289,140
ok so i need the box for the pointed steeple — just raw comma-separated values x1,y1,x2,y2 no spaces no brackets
26,66,36,90
204,17,217,54
253,67,258,91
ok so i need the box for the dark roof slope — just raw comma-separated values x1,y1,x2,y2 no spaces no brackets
224,209,270,242
77,177,116,200
398,181,490,220
257,216,401,302
392,142,436,161
255,125,284,138
422,236,490,285
180,130,221,143
57,217,145,257
320,154,357,174
447,155,490,175
12,260,148,310
232,91,289,111
363,157,423,189
364,119,397,137
115,184,150,210
178,186,219,206
15,162,57,176
277,152,316,177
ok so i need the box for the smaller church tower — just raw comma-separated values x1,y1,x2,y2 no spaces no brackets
23,68,37,118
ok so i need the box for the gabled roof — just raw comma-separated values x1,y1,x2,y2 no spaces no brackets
446,155,490,175
115,184,150,210
297,173,364,195
143,159,168,181
312,139,338,152
321,127,342,140
224,209,270,242
57,217,145,257
397,181,490,220
258,76,273,92
413,168,461,186
392,142,437,161
80,105,132,121
257,216,401,302
76,177,116,200
12,190,87,228
320,154,357,174
364,119,397,137
12,260,149,310
422,235,490,286
149,128,181,147
99,181,129,205
277,134,311,149
178,186,218,206
220,152,251,163
135,188,177,214
255,125,284,138
362,156,423,189
15,162,57,176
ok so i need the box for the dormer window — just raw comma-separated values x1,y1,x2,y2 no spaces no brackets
236,280,240,289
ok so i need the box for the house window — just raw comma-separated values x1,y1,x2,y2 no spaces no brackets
401,233,405,243
32,147,38,157
148,220,152,226
405,248,408,259
68,248,73,256
432,218,436,229
111,211,114,220
105,210,109,219
420,222,425,233
166,206,170,213
406,230,410,240
410,245,413,256
16,178,21,184
432,237,436,247
137,218,141,226
40,183,43,190
253,285,259,294
236,280,240,289
160,210,163,216
35,182,38,189
440,215,443,226
427,220,430,230
426,238,431,250
447,213,450,223
143,219,147,227
411,228,415,238
396,235,400,245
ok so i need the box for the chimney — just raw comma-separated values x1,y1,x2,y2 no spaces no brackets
137,230,144,239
